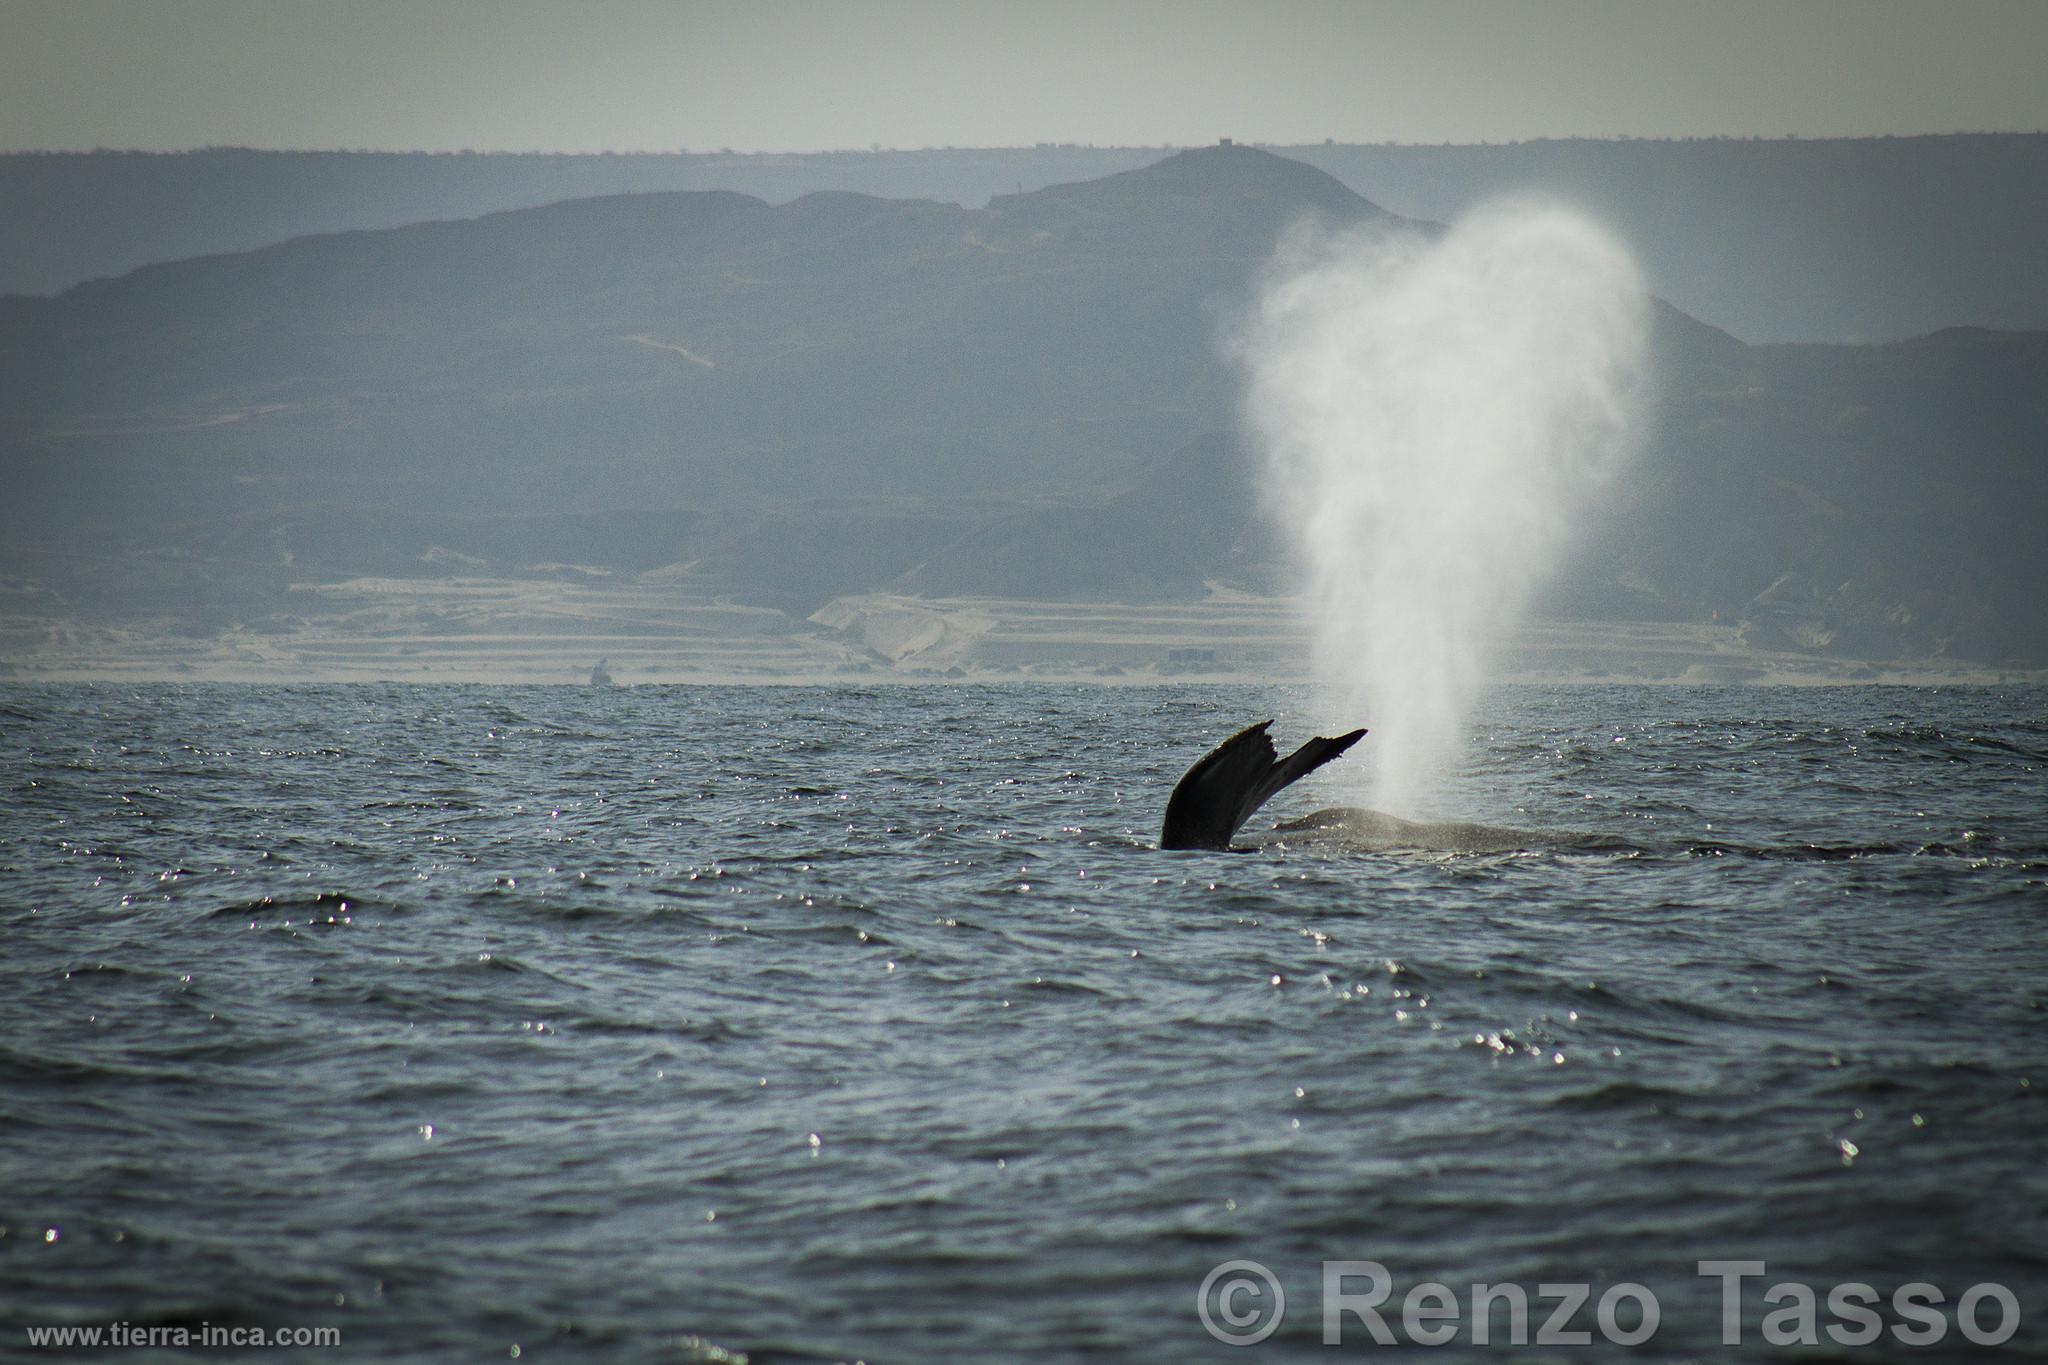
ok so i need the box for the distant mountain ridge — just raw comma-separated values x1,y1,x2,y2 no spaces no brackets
6,135,2047,342
3,144,2044,667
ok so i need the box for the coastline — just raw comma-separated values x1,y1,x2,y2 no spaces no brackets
2,577,2033,687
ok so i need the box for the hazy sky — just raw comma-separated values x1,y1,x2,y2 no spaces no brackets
4,0,2045,153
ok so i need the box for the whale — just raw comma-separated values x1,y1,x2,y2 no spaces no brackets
1262,806,1541,854
1160,722,1563,854
1160,720,1367,850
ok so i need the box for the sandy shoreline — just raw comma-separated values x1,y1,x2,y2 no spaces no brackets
0,576,2033,686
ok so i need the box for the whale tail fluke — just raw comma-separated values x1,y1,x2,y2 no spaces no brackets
1160,720,1367,850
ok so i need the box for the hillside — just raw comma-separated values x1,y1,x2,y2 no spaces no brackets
1283,135,2048,342
3,144,2044,672
6,136,2047,342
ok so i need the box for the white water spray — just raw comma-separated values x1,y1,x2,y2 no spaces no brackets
1242,201,1648,814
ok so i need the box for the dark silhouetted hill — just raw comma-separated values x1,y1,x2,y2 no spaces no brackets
6,136,2047,342
4,145,2044,664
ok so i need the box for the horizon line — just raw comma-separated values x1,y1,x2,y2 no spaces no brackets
7,130,2048,158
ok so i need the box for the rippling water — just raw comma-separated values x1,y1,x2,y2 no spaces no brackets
3,683,2044,1360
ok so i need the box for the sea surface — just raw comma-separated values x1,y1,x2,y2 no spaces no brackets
2,682,2044,1361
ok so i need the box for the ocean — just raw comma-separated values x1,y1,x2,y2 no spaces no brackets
2,682,2043,1360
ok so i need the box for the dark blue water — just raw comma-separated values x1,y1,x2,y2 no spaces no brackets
3,683,2044,1360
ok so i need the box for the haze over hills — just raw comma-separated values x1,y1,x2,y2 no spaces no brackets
3,144,2044,678
6,135,2048,343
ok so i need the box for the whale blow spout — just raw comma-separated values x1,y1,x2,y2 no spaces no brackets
1161,720,1367,850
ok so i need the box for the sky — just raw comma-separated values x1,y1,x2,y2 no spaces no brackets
3,0,2046,154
